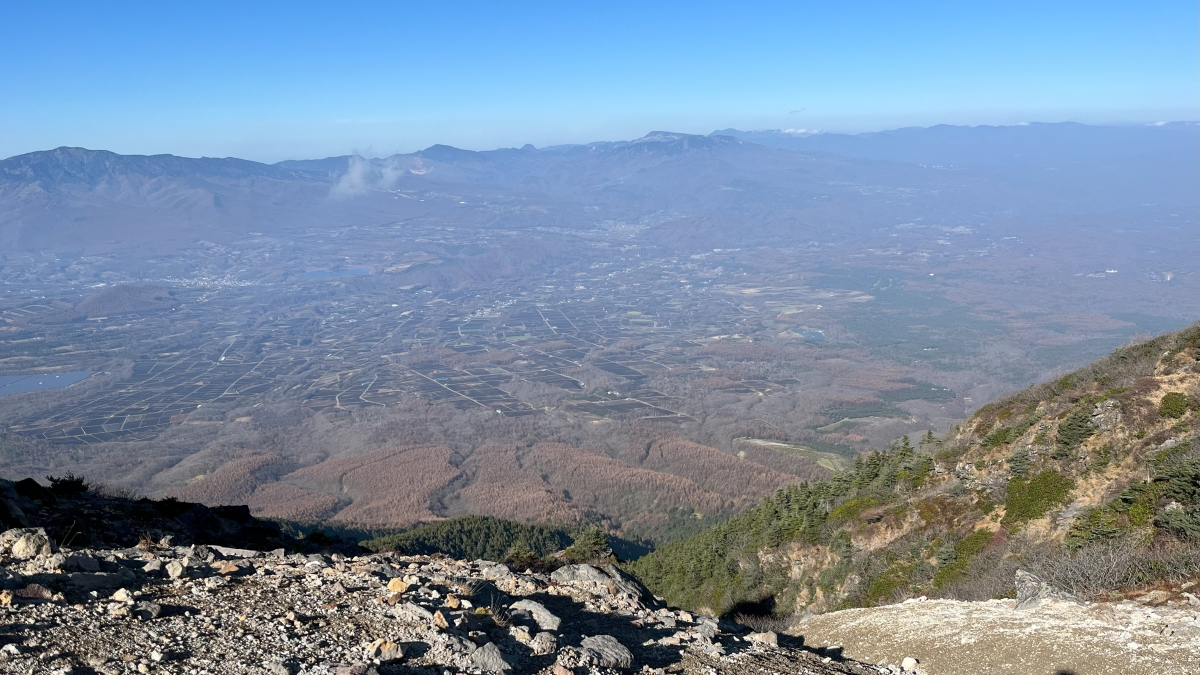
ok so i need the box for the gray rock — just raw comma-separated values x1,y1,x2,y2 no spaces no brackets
0,567,23,590
0,528,39,551
478,562,512,580
364,639,404,662
396,602,434,623
63,552,100,572
1015,569,1080,610
133,601,162,621
11,531,54,559
580,635,633,669
551,564,647,602
165,560,186,580
747,631,778,646
470,642,512,672
551,564,610,586
68,572,126,592
211,545,261,559
530,631,557,656
509,599,562,631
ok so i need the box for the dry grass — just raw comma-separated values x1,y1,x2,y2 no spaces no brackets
1026,539,1200,599
733,613,796,634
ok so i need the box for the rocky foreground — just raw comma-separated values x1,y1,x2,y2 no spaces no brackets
0,528,880,675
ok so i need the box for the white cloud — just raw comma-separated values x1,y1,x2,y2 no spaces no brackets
330,155,406,200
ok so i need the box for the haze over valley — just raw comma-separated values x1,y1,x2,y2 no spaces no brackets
1,123,1195,543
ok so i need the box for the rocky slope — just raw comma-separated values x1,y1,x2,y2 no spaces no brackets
0,533,878,675
633,324,1200,616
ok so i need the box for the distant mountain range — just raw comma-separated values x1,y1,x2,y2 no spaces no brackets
1,123,1196,254
712,121,1199,168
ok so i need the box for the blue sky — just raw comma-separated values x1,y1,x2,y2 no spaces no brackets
2,1,1196,162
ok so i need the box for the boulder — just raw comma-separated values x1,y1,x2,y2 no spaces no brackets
551,564,648,603
133,601,162,621
364,639,404,662
470,642,512,672
747,631,778,646
165,560,186,580
530,631,557,655
509,599,562,631
68,572,126,592
395,602,433,624
11,531,54,559
580,635,633,669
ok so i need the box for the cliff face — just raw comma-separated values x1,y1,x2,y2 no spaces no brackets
632,325,1200,617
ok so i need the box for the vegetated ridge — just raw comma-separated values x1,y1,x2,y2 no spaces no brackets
631,324,1200,617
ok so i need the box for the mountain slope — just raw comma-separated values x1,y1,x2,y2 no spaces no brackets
631,324,1200,616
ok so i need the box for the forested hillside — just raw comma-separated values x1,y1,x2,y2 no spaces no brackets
631,325,1200,616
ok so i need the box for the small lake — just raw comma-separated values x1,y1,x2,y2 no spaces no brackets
0,371,92,396
301,268,372,279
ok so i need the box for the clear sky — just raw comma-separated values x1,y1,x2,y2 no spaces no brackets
2,1,1196,162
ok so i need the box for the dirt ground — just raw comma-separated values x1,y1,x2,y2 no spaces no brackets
792,596,1200,675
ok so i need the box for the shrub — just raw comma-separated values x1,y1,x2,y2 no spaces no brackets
565,526,611,561
47,473,88,496
1159,392,1192,419
932,529,993,588
1003,470,1074,524
1007,448,1030,477
827,496,881,525
1026,539,1200,598
1055,404,1094,456
983,427,1017,448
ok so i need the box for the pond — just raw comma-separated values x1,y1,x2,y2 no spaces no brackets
0,371,92,396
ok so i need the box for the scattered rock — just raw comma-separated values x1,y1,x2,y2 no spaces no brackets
901,656,919,671
387,577,409,593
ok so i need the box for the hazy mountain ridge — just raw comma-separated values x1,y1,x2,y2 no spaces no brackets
4,122,1194,255
713,122,1200,168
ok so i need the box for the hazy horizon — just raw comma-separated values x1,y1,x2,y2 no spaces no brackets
5,118,1198,164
